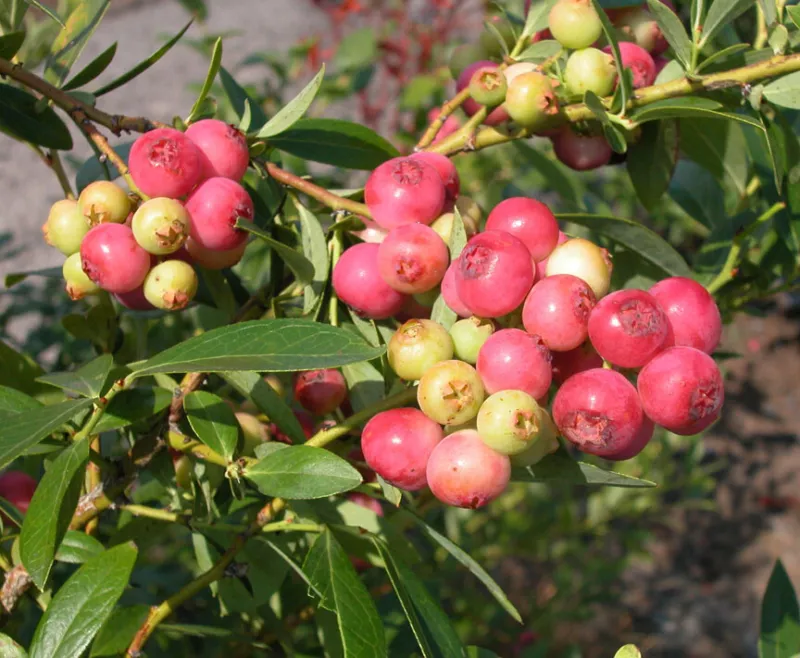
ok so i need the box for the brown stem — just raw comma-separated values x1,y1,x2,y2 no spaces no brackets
415,87,472,150
263,162,370,217
0,565,33,616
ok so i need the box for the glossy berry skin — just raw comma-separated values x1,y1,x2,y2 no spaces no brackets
548,0,603,50
551,128,612,171
637,346,724,435
565,48,617,97
505,72,559,131
477,329,553,399
44,199,89,255
535,230,569,280
132,197,191,255
455,231,535,318
485,197,560,262
129,128,204,199
410,151,460,208
185,119,249,181
469,66,508,107
81,223,151,294
114,285,155,311
0,470,37,517
523,274,596,352
78,181,131,225
450,316,495,364
361,408,444,491
293,369,347,416
441,260,472,318
388,319,454,381
603,415,655,461
545,238,612,299
378,223,449,294
603,42,657,89
364,157,446,230
588,289,669,368
332,243,407,319
648,276,722,354
143,260,198,311
551,341,604,384
477,390,548,456
63,252,100,300
457,61,510,126
426,430,511,509
185,177,254,251
552,368,649,458
417,360,485,426
185,237,247,270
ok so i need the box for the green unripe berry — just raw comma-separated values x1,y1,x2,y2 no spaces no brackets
235,412,271,457
510,409,559,467
469,66,508,107
132,197,191,255
505,72,560,130
143,260,198,311
565,48,617,98
62,252,100,300
78,181,131,226
449,317,495,364
548,0,603,50
388,319,454,381
173,454,193,489
476,390,549,456
44,199,90,255
417,359,485,426
413,287,441,308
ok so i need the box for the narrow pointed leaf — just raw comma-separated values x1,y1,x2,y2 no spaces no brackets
37,354,116,398
646,0,692,69
23,0,63,26
0,83,73,149
295,199,330,315
236,220,315,285
219,66,268,127
512,448,656,488
258,65,326,138
186,37,222,124
55,530,104,564
700,0,756,48
614,646,642,658
0,385,41,417
626,119,679,210
62,42,117,91
0,633,27,658
591,0,630,110
90,605,150,657
759,559,800,658
92,386,172,433
521,0,556,39
184,390,238,461
763,71,800,110
0,30,26,59
44,0,111,87
342,361,384,413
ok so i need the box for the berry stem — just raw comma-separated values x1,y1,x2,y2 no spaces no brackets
415,87,472,149
84,437,101,536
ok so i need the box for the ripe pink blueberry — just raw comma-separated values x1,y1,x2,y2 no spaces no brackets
293,369,348,416
551,341,604,384
417,359,485,426
332,243,407,319
44,199,89,255
426,429,511,509
603,42,657,89
602,415,655,461
114,285,155,311
648,276,722,354
185,177,254,251
615,6,670,55
364,156,446,230
0,470,37,518
80,223,151,293
456,61,510,126
637,346,724,435
132,197,191,255
427,107,461,145
441,260,472,318
588,289,669,368
78,181,131,226
485,197,561,262
185,237,247,270
378,223,449,294
552,368,650,458
551,128,613,171
455,230,535,318
185,119,249,181
388,319,454,381
129,128,204,198
476,328,553,399
142,260,198,311
410,151,460,208
522,274,596,352
361,408,444,491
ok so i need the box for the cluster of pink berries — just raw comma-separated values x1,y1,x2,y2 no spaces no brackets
42,120,254,310
330,144,724,510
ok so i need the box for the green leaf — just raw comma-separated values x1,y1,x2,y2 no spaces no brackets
92,20,192,96
614,645,642,658
0,83,73,149
0,30,26,59
680,118,749,202
75,142,132,191
183,391,238,461
0,341,44,395
787,5,800,29
0,385,41,417
556,213,692,277
0,633,27,658
219,66,268,127
627,119,679,210
759,559,800,658
591,0,630,111
62,42,117,91
335,27,377,71
132,319,385,377
0,398,93,471
295,199,330,315
269,118,399,170
21,438,90,589
244,445,362,499
516,39,561,63
90,605,150,657
763,71,800,110
258,65,325,138
236,220,315,286
92,386,172,433
512,448,656,488
44,0,110,87
401,511,522,624
37,354,116,398
630,98,762,128
342,361,384,413
521,0,556,39
696,43,751,73
700,0,756,47
758,0,777,26
467,649,501,658
371,538,465,658
186,37,222,124
646,0,692,69
303,529,386,658
28,543,138,658
22,0,63,26
376,475,402,507
55,530,104,564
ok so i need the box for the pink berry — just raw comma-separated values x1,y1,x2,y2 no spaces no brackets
293,369,347,416
185,119,249,181
185,237,247,270
616,6,670,55
185,177,254,251
348,492,384,516
603,415,655,461
441,260,472,318
129,128,204,198
588,289,669,368
603,42,657,89
637,346,724,435
80,223,151,294
456,61,510,126
653,55,670,76
115,285,155,311
378,224,449,294
477,328,553,399
332,243,407,319
364,157,446,230
0,471,37,518
361,408,444,491
349,218,388,245
410,151,460,209
551,341,603,384
552,128,612,171
535,230,569,280
427,107,461,144
522,274,596,352
648,277,722,354
485,197,560,262
455,230,535,318
552,368,649,458
426,429,511,508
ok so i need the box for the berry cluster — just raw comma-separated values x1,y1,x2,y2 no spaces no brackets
331,144,724,510
42,120,253,311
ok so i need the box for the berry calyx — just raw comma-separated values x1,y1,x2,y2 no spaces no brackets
522,274,597,352
417,359,486,426
142,259,198,311
457,61,510,126
565,48,617,98
648,276,722,354
545,238,612,299
469,66,508,107
185,119,249,181
548,0,603,50
505,72,560,130
378,223,450,294
477,328,553,400
44,199,89,256
388,319,454,381
484,197,561,262
80,223,151,294
510,411,560,467
293,369,348,416
449,316,495,364
78,181,131,226
131,197,191,255
185,177,254,251
332,242,407,319
129,127,204,199
477,390,550,456
63,252,100,300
